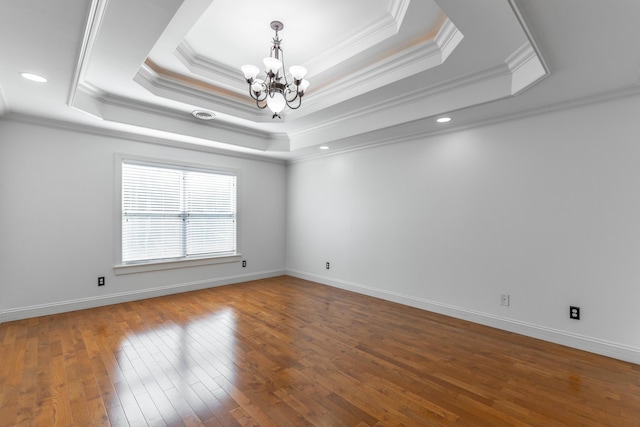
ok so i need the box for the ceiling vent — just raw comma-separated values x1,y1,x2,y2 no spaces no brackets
191,110,216,120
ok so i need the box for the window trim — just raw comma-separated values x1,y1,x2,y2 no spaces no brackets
114,154,242,275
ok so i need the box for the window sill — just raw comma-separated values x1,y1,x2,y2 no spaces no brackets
114,254,242,275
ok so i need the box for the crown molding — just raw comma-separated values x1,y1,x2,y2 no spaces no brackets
295,39,444,118
173,0,412,89
289,62,510,141
435,17,464,60
56,0,559,162
133,63,270,122
286,19,462,121
154,15,458,124
505,42,535,73
98,91,278,148
68,0,108,109
290,85,640,164
78,80,108,103
388,0,411,30
175,41,245,91
505,41,547,94
507,0,549,77
72,70,271,142
2,112,287,164
303,0,411,77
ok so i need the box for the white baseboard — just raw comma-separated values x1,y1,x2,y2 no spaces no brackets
287,270,640,365
0,270,285,323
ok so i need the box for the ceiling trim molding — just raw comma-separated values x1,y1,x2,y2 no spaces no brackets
297,38,443,115
175,41,244,92
288,19,462,119
388,0,411,30
505,41,547,94
57,0,552,160
136,19,462,123
67,0,108,109
99,89,273,141
302,1,410,76
290,85,640,164
133,63,267,121
290,63,510,140
505,42,535,73
435,17,464,60
78,80,109,103
71,81,110,120
507,0,549,77
70,68,278,149
2,112,286,165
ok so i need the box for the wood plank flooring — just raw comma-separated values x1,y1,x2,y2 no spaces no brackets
1,275,639,426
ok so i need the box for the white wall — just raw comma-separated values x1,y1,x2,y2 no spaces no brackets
0,119,287,320
286,95,640,364
3,94,640,364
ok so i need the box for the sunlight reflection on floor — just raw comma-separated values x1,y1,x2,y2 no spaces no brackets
112,308,237,424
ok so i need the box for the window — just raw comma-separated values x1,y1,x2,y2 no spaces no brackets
118,159,238,271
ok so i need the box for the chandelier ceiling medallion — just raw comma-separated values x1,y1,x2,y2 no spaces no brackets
241,21,309,119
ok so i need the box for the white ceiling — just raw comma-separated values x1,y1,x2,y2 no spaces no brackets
1,0,640,161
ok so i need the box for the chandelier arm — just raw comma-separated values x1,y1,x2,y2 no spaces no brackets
256,89,267,102
285,90,303,110
248,80,268,102
248,85,260,101
284,86,299,103
249,89,268,103
286,98,302,110
256,98,268,110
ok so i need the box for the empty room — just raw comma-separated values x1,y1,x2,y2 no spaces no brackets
1,0,639,425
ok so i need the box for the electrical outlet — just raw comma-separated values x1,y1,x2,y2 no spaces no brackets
242,260,246,268
500,294,510,306
98,276,105,286
570,306,580,320
326,262,330,270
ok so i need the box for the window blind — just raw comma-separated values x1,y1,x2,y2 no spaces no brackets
122,161,236,264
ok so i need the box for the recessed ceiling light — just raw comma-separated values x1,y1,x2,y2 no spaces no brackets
319,146,329,150
21,72,47,83
437,117,451,123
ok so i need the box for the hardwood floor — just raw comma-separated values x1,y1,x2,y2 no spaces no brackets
1,276,639,426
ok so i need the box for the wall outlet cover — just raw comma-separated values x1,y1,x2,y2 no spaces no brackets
570,306,580,320
501,294,510,306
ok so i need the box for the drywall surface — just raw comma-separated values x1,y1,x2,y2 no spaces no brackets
0,119,287,319
286,95,640,363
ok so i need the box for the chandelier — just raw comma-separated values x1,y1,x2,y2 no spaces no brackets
241,21,309,119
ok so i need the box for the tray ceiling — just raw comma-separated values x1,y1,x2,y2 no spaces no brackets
5,1,639,160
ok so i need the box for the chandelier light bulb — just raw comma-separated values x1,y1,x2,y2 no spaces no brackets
241,64,259,81
251,79,265,94
266,92,286,114
263,57,283,75
289,66,307,81
298,79,310,93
